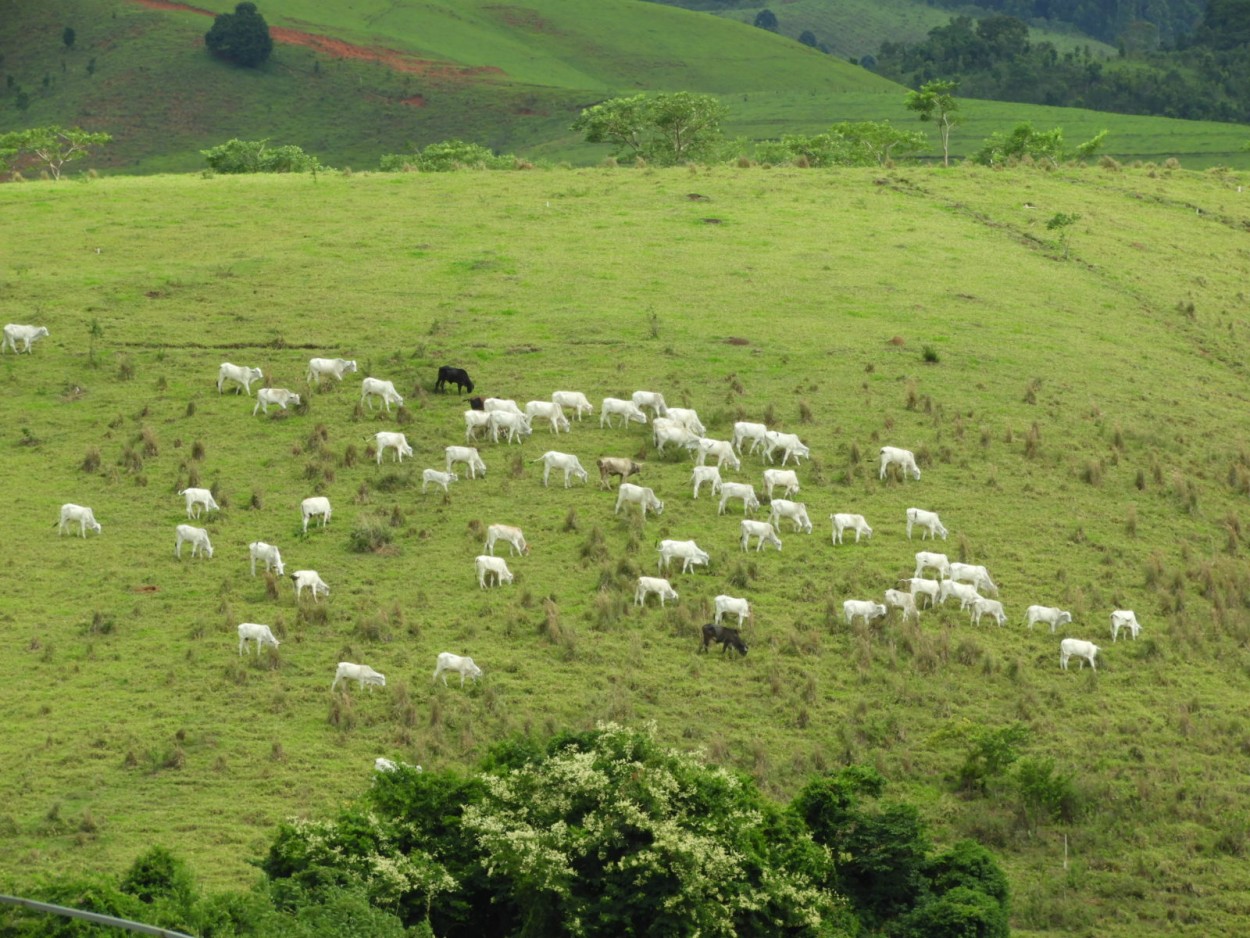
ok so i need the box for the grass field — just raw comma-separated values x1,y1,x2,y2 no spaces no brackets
3,163,1250,935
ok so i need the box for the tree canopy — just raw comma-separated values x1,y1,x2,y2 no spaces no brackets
572,92,728,165
205,2,273,68
0,125,112,180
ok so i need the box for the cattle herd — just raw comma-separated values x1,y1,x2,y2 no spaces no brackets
13,320,1144,772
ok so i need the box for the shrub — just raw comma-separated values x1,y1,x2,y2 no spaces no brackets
202,138,323,174
349,515,393,553
380,139,516,173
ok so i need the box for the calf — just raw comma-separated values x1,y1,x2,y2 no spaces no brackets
300,496,332,533
307,357,358,384
830,513,873,544
421,468,457,493
1025,605,1072,632
361,377,404,412
691,465,723,499
57,503,101,538
433,652,483,687
768,499,812,534
718,482,760,516
445,446,487,479
616,482,664,518
740,519,782,552
217,362,263,395
713,594,750,627
533,451,589,488
763,468,800,499
179,487,220,519
332,661,386,691
2,323,49,354
374,431,413,464
879,446,921,481
598,457,643,489
601,397,648,428
475,554,514,588
1111,610,1142,641
237,622,279,656
253,387,301,415
635,576,678,607
291,569,330,602
248,540,285,577
969,597,1007,627
552,390,593,420
844,600,888,627
436,366,474,395
174,524,213,559
905,507,947,541
1060,638,1100,671
485,523,529,557
700,622,748,656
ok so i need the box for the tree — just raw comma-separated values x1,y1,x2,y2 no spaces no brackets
754,9,778,30
799,30,818,47
572,93,727,165
0,125,111,179
201,138,322,173
904,79,960,166
205,2,273,68
62,27,76,50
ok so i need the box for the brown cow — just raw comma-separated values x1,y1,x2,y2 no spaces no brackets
597,457,643,489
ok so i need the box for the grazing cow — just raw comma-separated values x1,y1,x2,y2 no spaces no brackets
361,377,404,412
486,523,529,557
1060,638,1100,671
914,551,951,579
899,577,941,609
552,390,594,420
600,397,648,428
433,652,484,687
421,468,457,493
445,445,487,479
652,420,701,454
718,482,760,516
830,513,873,544
691,465,723,499
2,323,49,354
701,623,749,656
374,431,413,464
332,661,386,691
464,409,493,441
740,519,782,552
179,487,219,519
631,391,668,419
657,538,709,574
253,387,301,415
732,421,770,456
763,468,800,499
768,499,813,534
435,366,474,394
761,431,811,466
616,482,664,518
524,400,571,434
905,507,948,541
1111,610,1142,641
487,410,532,444
237,622,279,656
635,576,678,607
483,397,524,415
57,503,101,538
969,597,1008,627
713,594,750,627
949,562,998,596
844,600,888,627
306,357,358,384
938,579,981,610
879,446,922,481
291,569,330,602
884,588,919,624
696,437,741,471
174,524,213,559
532,451,589,488
664,407,705,436
475,554,514,588
248,541,285,577
598,457,643,489
300,496,332,533
1025,605,1072,632
217,363,264,395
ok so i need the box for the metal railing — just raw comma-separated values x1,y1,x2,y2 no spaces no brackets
0,894,195,937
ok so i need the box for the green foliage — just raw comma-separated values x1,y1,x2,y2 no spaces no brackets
1014,756,1082,829
201,139,323,174
927,840,1011,908
905,79,960,165
572,92,728,165
62,27,75,50
898,886,1009,938
0,125,112,180
119,846,197,906
975,123,1110,166
1046,211,1082,257
757,121,926,166
956,723,1030,793
754,9,779,30
380,140,516,173
204,2,273,68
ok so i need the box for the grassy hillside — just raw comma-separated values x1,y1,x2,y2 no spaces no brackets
2,163,1250,935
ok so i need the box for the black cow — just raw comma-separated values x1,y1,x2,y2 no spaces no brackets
700,623,748,657
436,366,474,395
465,396,485,411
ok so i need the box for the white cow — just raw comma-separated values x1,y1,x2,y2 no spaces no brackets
879,446,922,481
664,407,705,436
174,524,213,559
237,622,280,655
905,508,948,541
615,483,664,517
732,421,769,455
2,324,49,354
300,496,332,533
768,499,813,534
763,468,800,499
488,410,532,444
899,577,941,609
1060,639,1100,671
253,387,301,415
740,519,782,552
483,397,524,415
635,576,678,607
1111,610,1142,641
949,562,998,596
844,600,888,626
433,652,483,687
217,363,264,395
332,661,386,691
179,487,219,519
524,400,570,434
691,465,723,499
631,391,668,419
696,437,741,470
762,431,811,466
485,524,529,557
657,539,709,574
969,597,1008,627
464,409,493,441
445,446,487,479
532,451,589,488
374,431,413,464
248,541,285,577
361,377,404,412
307,357,358,383
552,390,594,421
57,503,101,537
475,554,514,588
884,589,919,624
830,513,873,544
939,579,981,610
291,569,330,602
600,397,648,428
421,468,457,493
914,551,951,579
718,482,760,516
653,421,701,454
713,594,751,627
1025,605,1072,632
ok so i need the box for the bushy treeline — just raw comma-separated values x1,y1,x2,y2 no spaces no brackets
0,725,1010,937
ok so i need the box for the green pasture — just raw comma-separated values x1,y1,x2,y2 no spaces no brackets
3,164,1250,936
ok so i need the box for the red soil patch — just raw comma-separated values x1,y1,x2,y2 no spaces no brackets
401,95,427,108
